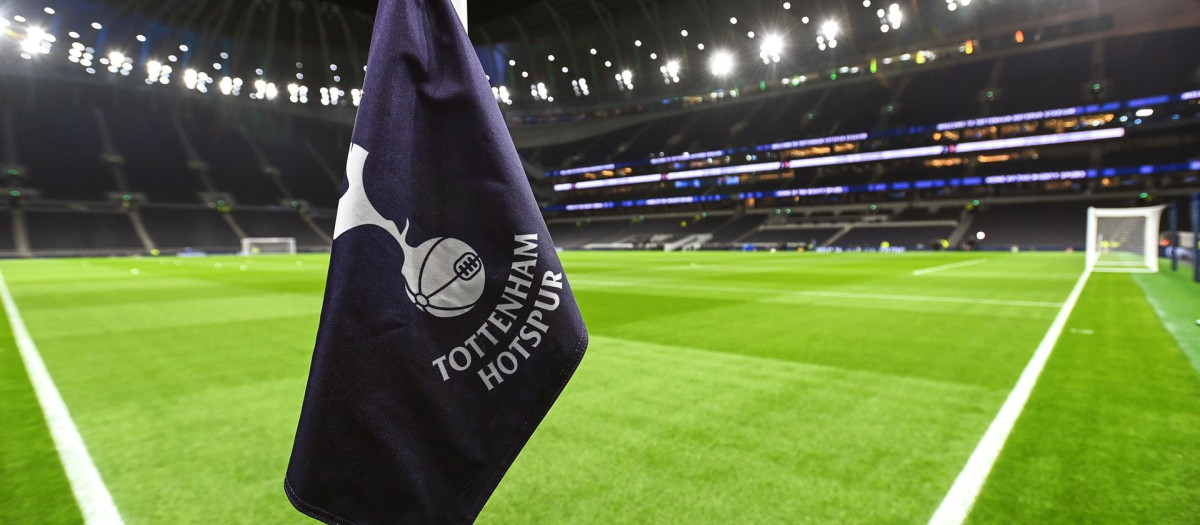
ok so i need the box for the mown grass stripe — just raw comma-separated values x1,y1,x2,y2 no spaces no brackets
928,268,1092,525
0,270,124,525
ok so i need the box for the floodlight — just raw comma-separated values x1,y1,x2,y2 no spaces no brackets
665,60,680,77
709,51,735,76
760,34,784,63
820,21,840,40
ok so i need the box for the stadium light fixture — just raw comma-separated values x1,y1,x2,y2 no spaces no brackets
709,50,735,76
603,61,612,68
67,30,78,38
634,40,642,47
729,17,737,25
561,66,568,73
91,22,102,29
44,7,55,14
660,60,681,83
747,31,755,39
817,20,839,50
649,53,657,60
680,29,688,37
521,71,529,77
697,43,705,50
21,26,51,55
547,54,555,61
820,20,840,40
508,59,516,66
887,4,902,30
618,70,634,90
783,2,791,10
801,16,809,24
589,48,596,55
760,34,784,63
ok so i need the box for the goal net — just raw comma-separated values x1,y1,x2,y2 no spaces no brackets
242,237,297,256
1086,205,1165,273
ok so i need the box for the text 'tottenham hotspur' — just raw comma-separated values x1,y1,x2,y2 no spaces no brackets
430,234,563,391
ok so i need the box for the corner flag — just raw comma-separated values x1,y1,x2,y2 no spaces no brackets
284,0,588,522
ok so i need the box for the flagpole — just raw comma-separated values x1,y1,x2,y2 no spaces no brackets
1169,202,1178,272
452,0,467,31
1192,193,1199,283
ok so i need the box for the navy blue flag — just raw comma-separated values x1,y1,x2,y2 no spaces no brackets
284,0,588,522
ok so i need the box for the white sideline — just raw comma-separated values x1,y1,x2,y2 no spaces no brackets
0,270,124,525
913,259,988,276
928,267,1092,525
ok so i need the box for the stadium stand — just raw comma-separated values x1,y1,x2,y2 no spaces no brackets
25,209,143,254
0,0,1195,256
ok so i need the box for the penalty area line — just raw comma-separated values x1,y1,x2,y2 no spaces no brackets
927,267,1092,525
0,270,124,525
913,259,988,276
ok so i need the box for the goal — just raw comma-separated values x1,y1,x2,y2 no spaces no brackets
1086,205,1165,273
242,237,297,256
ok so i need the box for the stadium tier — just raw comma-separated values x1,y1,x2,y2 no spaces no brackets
0,4,1195,255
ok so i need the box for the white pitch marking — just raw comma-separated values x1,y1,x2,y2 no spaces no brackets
793,289,1060,309
913,259,988,276
928,267,1092,525
0,270,125,525
569,279,1063,309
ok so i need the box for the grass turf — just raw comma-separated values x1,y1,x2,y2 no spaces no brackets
0,273,82,524
0,251,1195,523
967,270,1200,524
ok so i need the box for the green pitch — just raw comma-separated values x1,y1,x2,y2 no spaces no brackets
1,251,1197,524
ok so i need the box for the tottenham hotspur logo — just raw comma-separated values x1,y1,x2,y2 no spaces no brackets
334,144,486,318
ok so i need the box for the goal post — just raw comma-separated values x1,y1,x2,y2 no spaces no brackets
242,237,297,256
1086,205,1165,273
